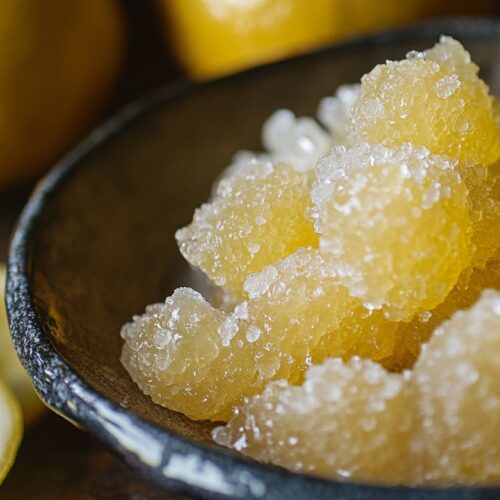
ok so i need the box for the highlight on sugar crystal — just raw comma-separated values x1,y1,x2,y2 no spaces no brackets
312,142,472,321
262,109,331,173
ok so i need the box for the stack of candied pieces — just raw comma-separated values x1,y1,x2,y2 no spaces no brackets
121,37,500,485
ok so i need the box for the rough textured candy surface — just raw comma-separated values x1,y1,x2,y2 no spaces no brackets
121,248,400,421
213,357,414,484
349,37,500,166
176,161,317,298
412,289,500,484
214,291,500,485
312,143,472,321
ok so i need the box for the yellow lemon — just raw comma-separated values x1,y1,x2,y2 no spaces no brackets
158,0,498,80
0,265,45,425
159,0,340,79
0,381,22,485
0,0,124,188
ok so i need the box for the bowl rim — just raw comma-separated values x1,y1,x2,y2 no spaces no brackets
6,17,500,499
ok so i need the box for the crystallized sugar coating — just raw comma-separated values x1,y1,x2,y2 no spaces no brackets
412,289,500,484
317,84,360,144
214,290,500,485
261,109,331,172
349,37,500,166
312,143,472,321
121,248,401,421
176,162,317,298
212,150,271,194
213,357,415,484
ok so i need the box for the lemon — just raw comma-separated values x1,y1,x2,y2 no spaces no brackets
0,265,45,425
0,381,22,485
0,0,124,188
159,0,340,79
158,0,498,80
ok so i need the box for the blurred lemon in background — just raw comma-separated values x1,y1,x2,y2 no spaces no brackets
158,0,498,79
0,0,124,188
160,0,343,79
0,265,45,426
0,380,22,485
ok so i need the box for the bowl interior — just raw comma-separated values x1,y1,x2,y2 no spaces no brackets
27,22,500,455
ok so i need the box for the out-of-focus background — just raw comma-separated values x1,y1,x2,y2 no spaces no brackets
0,1,498,498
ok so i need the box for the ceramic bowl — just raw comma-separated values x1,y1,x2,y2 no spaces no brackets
7,19,500,499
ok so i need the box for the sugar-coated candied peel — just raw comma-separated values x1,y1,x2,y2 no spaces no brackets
412,289,500,484
312,143,473,321
349,36,500,166
213,357,415,484
176,161,317,299
214,290,500,485
121,248,400,421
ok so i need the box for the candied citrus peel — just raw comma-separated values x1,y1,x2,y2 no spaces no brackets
214,290,500,485
121,248,399,421
349,36,500,166
312,143,472,321
176,161,318,299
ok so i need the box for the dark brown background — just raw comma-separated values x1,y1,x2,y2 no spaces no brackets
1,3,186,498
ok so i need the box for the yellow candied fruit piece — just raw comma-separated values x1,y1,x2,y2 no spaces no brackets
121,248,399,421
176,161,317,298
214,290,500,485
349,36,500,166
413,289,500,484
312,143,472,321
213,357,415,485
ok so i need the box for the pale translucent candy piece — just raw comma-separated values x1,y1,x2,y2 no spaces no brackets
317,84,360,144
350,37,500,166
213,357,415,485
121,248,399,421
176,161,318,298
261,109,331,173
214,290,500,485
120,288,229,417
412,289,500,484
312,143,473,321
243,248,399,369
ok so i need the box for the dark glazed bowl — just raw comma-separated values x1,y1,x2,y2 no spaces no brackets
6,19,500,500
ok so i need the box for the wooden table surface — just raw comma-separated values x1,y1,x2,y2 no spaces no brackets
1,413,189,500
